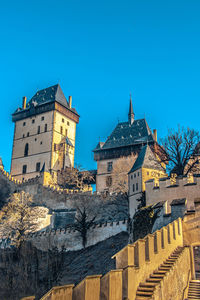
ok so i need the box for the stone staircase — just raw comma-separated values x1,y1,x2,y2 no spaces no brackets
187,280,200,299
135,246,184,299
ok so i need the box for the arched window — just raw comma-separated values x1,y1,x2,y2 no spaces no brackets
24,143,29,157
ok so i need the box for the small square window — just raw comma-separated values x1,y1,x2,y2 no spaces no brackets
44,124,47,132
134,173,136,178
67,121,70,126
23,134,25,138
41,116,44,121
40,141,42,145
32,119,35,124
27,132,29,137
131,175,133,180
62,118,64,123
35,138,37,141
23,122,26,126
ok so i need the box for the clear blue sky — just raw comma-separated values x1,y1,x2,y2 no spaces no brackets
1,0,200,171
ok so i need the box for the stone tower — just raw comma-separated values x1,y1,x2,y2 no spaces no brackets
10,84,79,181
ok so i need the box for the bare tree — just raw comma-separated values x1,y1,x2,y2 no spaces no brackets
154,126,200,176
73,199,97,248
0,191,47,247
105,156,136,239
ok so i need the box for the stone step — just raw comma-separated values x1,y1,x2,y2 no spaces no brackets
136,291,153,297
146,278,162,283
139,282,157,288
137,287,155,292
150,274,165,279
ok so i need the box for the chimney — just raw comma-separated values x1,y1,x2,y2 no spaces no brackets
153,129,157,142
69,96,72,108
22,96,27,109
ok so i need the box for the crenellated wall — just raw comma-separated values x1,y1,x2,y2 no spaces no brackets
145,174,200,212
27,219,127,251
22,218,193,300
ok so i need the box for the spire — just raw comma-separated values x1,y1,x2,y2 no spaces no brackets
128,93,134,125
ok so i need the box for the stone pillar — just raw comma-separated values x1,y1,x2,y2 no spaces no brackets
73,275,101,300
100,270,123,300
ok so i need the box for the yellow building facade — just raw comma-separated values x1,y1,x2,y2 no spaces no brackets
11,84,79,181
128,144,167,217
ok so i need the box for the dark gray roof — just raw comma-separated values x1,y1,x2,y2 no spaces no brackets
66,137,74,147
129,144,164,173
16,84,79,115
170,198,186,206
94,118,154,151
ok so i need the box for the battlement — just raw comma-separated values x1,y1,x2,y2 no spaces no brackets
145,173,200,211
26,219,128,251
22,218,193,300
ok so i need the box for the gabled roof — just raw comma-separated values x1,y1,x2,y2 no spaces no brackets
129,144,164,173
94,118,154,151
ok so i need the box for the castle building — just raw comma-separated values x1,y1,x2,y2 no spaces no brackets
11,84,79,181
128,144,167,217
93,96,158,192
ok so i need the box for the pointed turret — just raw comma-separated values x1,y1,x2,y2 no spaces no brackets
128,93,135,125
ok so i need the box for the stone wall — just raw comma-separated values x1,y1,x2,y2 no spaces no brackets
145,174,200,212
28,220,127,251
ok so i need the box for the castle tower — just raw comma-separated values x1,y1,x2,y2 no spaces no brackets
10,84,79,181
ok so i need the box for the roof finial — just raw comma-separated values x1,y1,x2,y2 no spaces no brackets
128,93,135,125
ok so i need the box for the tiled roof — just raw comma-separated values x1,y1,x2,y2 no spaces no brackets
94,118,154,151
129,144,164,173
15,84,78,115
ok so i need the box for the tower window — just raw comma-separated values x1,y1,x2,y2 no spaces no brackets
32,119,35,124
27,132,29,137
24,143,29,157
40,141,42,145
65,129,68,136
131,175,133,180
37,126,40,134
36,162,40,172
60,126,63,134
41,116,44,121
133,184,135,192
62,118,64,123
22,165,27,174
23,134,25,138
67,121,70,126
136,183,138,191
44,124,47,132
107,162,113,172
23,122,26,126
106,176,112,187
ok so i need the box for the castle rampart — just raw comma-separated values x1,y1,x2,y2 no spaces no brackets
145,174,200,212
22,218,194,300
26,219,128,251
